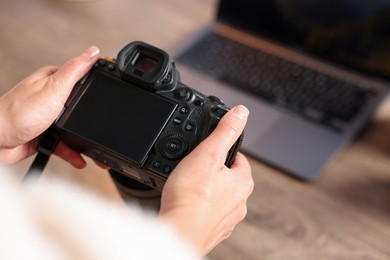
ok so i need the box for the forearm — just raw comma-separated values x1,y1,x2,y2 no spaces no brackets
160,211,205,255
160,207,217,256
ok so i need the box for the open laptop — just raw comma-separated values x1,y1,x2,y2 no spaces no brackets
173,0,390,179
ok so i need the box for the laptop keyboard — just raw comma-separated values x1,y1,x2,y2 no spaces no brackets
177,33,378,132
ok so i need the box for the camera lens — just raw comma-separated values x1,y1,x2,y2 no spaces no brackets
134,54,158,73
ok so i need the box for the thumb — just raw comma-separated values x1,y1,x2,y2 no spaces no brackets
195,105,249,165
49,46,100,101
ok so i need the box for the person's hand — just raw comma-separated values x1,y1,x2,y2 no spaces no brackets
0,46,100,167
159,105,254,256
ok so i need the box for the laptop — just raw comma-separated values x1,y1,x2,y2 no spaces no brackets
172,0,390,179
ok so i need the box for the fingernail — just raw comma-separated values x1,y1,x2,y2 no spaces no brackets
232,105,249,121
83,46,100,58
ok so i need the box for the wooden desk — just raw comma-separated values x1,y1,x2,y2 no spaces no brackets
1,0,389,259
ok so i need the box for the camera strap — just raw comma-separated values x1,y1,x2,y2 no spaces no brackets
22,130,59,182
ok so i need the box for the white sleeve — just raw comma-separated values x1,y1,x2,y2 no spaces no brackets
0,175,200,260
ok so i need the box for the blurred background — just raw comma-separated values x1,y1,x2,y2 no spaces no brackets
0,0,216,200
1,1,390,259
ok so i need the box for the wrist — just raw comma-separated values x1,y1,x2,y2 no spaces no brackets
0,94,16,149
0,97,6,148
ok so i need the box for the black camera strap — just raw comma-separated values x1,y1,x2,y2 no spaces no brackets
23,131,59,182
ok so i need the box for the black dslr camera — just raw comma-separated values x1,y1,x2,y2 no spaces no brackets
46,41,242,191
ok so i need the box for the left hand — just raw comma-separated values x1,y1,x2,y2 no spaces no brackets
0,46,100,167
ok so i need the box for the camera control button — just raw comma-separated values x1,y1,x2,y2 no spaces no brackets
163,165,172,174
97,60,107,67
160,134,188,160
184,124,194,132
179,107,189,114
163,73,172,84
176,88,191,100
212,106,221,113
152,161,162,169
173,118,182,125
166,139,181,152
107,64,116,71
194,98,205,106
212,106,229,114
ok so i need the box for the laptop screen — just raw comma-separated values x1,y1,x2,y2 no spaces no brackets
218,0,390,81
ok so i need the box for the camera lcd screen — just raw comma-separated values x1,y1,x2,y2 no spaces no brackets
61,70,178,166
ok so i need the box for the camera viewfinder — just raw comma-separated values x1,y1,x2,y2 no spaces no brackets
117,41,171,91
134,54,158,74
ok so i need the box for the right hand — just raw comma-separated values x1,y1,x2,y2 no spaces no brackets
159,105,254,256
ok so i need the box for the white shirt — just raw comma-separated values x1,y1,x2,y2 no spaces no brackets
0,174,199,260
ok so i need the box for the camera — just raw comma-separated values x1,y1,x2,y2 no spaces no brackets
49,41,243,191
